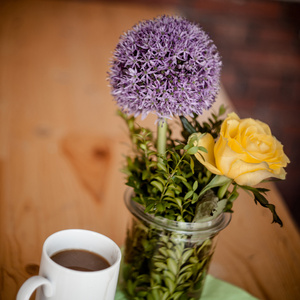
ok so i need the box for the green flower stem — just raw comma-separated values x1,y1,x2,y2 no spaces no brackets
157,119,167,159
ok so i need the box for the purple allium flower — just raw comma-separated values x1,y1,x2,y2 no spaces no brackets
109,15,222,119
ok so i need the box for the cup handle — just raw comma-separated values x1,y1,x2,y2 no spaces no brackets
17,276,54,300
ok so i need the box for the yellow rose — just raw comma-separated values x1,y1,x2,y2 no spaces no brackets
191,112,290,186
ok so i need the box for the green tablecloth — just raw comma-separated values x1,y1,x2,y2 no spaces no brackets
115,275,258,300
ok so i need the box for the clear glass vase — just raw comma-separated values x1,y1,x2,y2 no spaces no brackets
120,189,231,300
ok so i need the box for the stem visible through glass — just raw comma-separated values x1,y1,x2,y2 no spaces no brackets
157,119,167,160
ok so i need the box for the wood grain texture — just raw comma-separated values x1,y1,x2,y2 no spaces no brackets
0,1,299,299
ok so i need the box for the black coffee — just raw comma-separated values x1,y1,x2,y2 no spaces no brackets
50,249,110,272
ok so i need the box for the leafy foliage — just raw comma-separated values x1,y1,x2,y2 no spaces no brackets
120,107,227,222
122,219,215,300
240,186,283,226
120,105,282,226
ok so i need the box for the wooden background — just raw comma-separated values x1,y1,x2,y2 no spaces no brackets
1,1,300,299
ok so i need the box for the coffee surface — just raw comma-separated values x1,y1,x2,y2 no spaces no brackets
50,249,110,272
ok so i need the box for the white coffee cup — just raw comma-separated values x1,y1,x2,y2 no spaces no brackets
17,229,121,300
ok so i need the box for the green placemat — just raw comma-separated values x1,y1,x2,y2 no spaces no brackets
115,275,258,300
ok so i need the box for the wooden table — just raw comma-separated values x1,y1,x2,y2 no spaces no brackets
1,1,300,299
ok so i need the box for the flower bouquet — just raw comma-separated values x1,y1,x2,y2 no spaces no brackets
109,15,289,300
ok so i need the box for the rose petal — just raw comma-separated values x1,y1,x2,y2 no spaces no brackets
228,159,287,186
214,136,243,175
194,133,222,175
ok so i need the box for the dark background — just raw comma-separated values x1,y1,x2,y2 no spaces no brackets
101,0,300,227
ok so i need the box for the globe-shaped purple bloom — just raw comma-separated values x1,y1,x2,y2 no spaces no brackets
109,15,222,119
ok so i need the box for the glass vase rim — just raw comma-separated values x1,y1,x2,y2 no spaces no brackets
124,188,231,235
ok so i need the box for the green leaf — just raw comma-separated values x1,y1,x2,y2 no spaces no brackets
184,190,194,200
165,277,176,293
162,291,170,300
198,146,208,153
217,178,232,199
241,185,283,226
157,162,167,172
163,270,176,282
192,181,198,191
167,258,178,275
154,261,167,270
142,239,152,252
199,175,232,197
186,146,199,155
149,162,157,168
189,256,199,264
153,175,166,185
173,291,184,300
137,291,148,298
177,271,193,285
180,116,197,134
174,175,187,182
136,274,150,283
142,169,150,180
139,143,147,151
184,144,190,150
181,248,194,265
192,192,198,203
127,279,135,296
165,188,175,198
174,143,185,150
175,198,182,207
169,184,182,194
174,246,183,260
149,289,161,300
179,264,193,274
152,254,166,261
176,215,184,222
156,203,164,212
166,249,178,260
151,181,163,192
159,247,168,257
144,205,155,214
190,157,195,174
219,104,226,116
